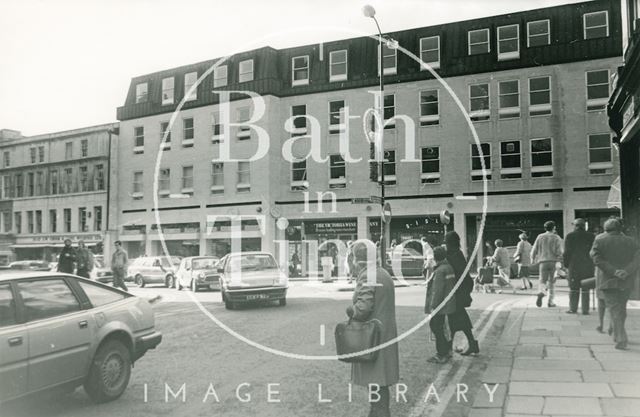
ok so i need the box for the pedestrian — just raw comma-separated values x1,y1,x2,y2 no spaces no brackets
75,240,94,279
514,233,533,290
491,239,516,294
111,240,129,291
346,240,399,417
444,231,479,356
589,218,640,350
289,250,300,277
531,221,564,308
596,290,612,335
425,246,456,363
563,218,595,315
57,238,76,274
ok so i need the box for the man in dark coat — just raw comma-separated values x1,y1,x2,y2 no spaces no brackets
590,218,640,350
425,246,457,364
57,239,76,274
347,240,399,417
564,218,595,314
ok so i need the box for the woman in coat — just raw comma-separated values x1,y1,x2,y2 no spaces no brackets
445,231,479,356
346,241,399,417
425,246,457,363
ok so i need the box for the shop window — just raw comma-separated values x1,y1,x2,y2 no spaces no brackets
500,141,522,179
471,143,492,181
469,83,490,121
498,80,520,119
329,154,346,188
529,76,551,116
588,134,613,175
531,138,553,177
468,28,490,55
497,24,519,60
527,20,550,47
329,50,347,81
419,90,439,126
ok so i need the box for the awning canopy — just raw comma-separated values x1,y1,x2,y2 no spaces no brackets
607,176,621,209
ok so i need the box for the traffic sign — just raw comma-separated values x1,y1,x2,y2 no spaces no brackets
382,202,392,223
440,210,451,225
370,195,383,204
351,198,373,204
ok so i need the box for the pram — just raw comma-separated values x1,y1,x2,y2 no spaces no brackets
475,257,513,293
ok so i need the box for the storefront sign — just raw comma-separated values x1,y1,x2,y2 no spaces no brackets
23,234,103,243
303,219,357,235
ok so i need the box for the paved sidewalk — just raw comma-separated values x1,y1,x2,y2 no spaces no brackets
468,293,640,417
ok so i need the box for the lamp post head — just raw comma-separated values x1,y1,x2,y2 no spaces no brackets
362,4,376,18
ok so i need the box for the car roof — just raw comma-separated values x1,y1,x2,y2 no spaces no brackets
226,251,273,257
185,256,219,260
0,271,75,282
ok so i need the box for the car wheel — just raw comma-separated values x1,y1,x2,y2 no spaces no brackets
279,298,287,307
191,279,199,293
165,275,174,288
83,339,132,403
135,275,145,288
224,299,234,310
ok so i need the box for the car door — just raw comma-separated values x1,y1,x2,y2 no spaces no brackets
183,258,192,286
17,277,94,392
0,282,29,402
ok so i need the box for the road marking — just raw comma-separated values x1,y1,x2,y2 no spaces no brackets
408,298,516,417
320,324,326,346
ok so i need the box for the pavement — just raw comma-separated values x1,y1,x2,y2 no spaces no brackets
468,290,640,417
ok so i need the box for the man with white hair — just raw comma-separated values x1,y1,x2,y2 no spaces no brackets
590,218,640,350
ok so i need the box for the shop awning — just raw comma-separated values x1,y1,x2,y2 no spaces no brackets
11,242,99,249
607,176,621,209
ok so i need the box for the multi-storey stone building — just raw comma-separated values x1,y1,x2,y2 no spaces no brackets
0,124,118,262
115,0,621,268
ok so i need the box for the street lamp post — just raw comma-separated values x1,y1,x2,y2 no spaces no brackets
363,4,386,265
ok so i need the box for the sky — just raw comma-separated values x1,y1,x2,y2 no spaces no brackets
0,0,590,136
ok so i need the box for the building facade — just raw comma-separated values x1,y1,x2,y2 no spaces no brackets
609,0,640,241
0,124,118,262
115,0,621,269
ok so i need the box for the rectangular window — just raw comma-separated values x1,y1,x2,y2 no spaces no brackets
94,206,102,231
381,150,396,186
159,168,170,197
291,104,307,132
30,147,36,164
500,141,522,179
498,80,520,118
213,65,228,88
469,83,490,121
36,171,44,195
49,209,56,233
63,168,74,193
419,90,439,125
586,69,610,111
421,147,440,183
384,94,395,128
471,143,492,181
292,55,309,86
50,169,58,195
183,118,194,147
329,154,346,189
531,138,553,177
291,160,308,191
527,20,550,47
81,139,88,157
160,121,171,149
35,210,42,233
212,111,223,143
237,107,251,139
184,71,197,101
27,172,34,196
182,165,194,194
584,11,609,39
3,211,11,232
588,134,613,174
134,126,144,153
14,212,21,234
162,77,174,105
328,100,345,133
3,152,9,168
468,28,490,55
135,82,148,103
15,173,23,198
237,161,250,192
211,162,224,194
239,59,254,83
38,146,44,162
329,50,347,81
529,76,551,115
65,142,73,160
94,164,104,190
63,208,71,233
419,36,440,69
132,171,143,199
497,24,520,60
381,43,397,75
79,166,88,192
3,175,11,199
27,211,34,234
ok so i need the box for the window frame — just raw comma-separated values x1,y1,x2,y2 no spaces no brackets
16,278,83,323
585,69,610,112
419,89,440,126
290,159,308,191
291,55,310,86
211,162,224,194
161,77,175,105
470,143,492,181
420,146,441,183
468,28,490,55
380,43,397,76
499,140,523,179
587,133,613,175
379,150,397,186
135,82,148,103
329,50,348,82
497,24,520,61
158,168,171,197
419,36,440,70
529,76,552,116
530,138,554,177
184,71,198,101
160,121,171,150
132,171,144,199
133,126,144,154
469,83,491,121
238,59,254,83
182,117,194,147
328,100,345,133
583,10,609,40
213,65,228,88
181,165,194,195
527,19,550,47
498,79,520,119
236,161,251,192
328,154,346,188
291,104,307,134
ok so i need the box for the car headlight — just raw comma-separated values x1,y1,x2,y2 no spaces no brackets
198,272,205,279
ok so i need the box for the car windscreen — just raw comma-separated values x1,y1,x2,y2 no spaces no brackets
192,258,218,269
229,255,277,272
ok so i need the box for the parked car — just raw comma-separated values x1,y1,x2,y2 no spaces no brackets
175,256,220,292
7,260,52,271
0,272,162,404
127,256,181,288
385,245,426,278
217,252,288,310
89,258,113,284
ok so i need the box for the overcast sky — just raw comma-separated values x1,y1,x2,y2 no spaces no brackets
0,0,589,136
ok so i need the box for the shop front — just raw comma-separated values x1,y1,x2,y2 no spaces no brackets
574,209,621,235
12,233,104,262
369,215,453,248
205,217,263,258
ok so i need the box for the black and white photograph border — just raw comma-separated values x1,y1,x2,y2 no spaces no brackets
1,1,640,417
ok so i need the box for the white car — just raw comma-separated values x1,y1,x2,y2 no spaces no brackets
175,256,220,292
